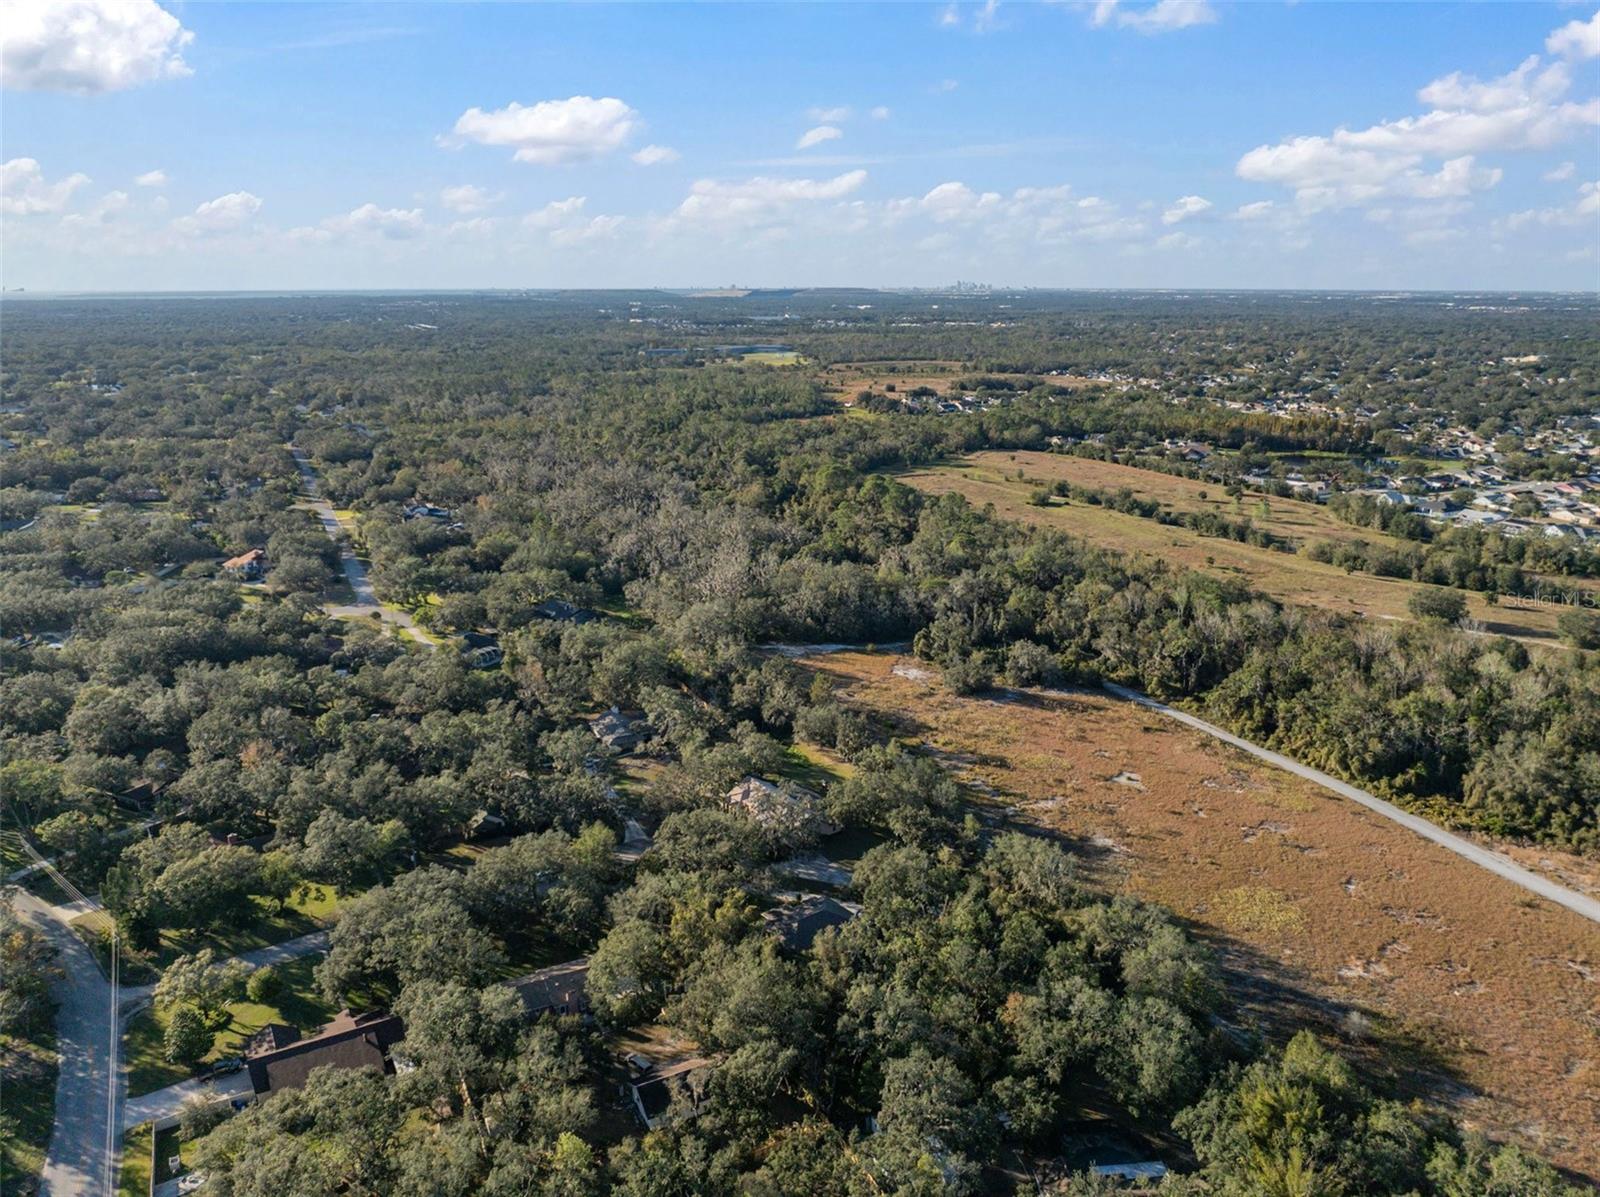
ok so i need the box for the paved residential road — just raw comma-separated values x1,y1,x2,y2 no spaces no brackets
287,444,433,650
8,888,122,1197
1101,682,1600,928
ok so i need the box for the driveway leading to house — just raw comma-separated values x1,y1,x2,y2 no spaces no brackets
9,888,122,1197
1100,682,1600,928
122,1072,252,1132
119,929,331,1014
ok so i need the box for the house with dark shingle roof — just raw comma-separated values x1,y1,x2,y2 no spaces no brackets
625,1056,716,1130
507,958,591,1021
243,1009,405,1097
763,894,861,952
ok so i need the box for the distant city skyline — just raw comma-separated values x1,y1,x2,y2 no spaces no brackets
3,0,1597,292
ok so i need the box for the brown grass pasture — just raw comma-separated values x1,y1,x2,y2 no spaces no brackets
899,452,1593,644
819,360,967,403
805,651,1600,1179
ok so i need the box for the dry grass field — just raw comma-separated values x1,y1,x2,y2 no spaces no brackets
818,360,967,403
899,451,1596,644
805,651,1600,1179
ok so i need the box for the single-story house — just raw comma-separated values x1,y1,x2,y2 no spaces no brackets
532,599,598,625
465,809,507,839
114,778,168,815
725,776,839,838
763,894,861,952
589,707,651,753
460,631,503,669
244,1009,405,1097
222,549,269,581
625,1056,715,1130
402,500,451,521
508,958,590,1021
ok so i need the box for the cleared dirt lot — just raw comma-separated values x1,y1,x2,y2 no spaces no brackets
805,651,1600,1179
899,453,1593,645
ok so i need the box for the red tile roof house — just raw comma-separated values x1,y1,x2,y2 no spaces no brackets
222,548,269,581
243,1009,405,1097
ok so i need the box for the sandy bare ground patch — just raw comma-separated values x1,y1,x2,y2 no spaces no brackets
804,651,1600,1179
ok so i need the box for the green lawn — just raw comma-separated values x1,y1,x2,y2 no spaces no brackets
777,742,854,790
153,1124,198,1184
125,953,338,1097
119,1125,152,1197
0,828,35,876
423,840,492,871
152,884,338,970
0,1029,58,1193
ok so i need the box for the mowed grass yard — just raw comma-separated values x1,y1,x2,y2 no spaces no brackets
118,1125,152,1197
124,953,338,1096
899,451,1593,644
153,884,338,969
0,1027,58,1192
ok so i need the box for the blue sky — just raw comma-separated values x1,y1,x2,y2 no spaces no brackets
3,0,1597,290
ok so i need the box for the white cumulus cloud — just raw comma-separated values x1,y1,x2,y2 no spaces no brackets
134,169,166,188
2,0,193,94
912,181,1002,223
172,191,262,235
1091,0,1217,34
330,203,424,238
1504,178,1600,230
1544,160,1577,182
551,214,623,247
1162,194,1212,224
796,125,843,150
446,96,639,165
521,197,622,245
1,158,90,214
1546,10,1600,60
672,170,867,227
524,196,588,229
440,184,499,214
1236,46,1593,210
632,144,680,166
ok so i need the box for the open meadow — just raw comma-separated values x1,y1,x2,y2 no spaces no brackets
804,650,1600,1180
899,451,1598,645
